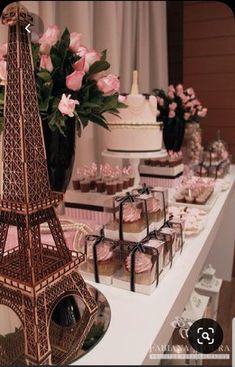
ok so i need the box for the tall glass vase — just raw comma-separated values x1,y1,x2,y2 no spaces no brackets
182,122,203,167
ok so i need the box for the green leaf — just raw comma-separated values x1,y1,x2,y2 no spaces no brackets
50,46,62,70
37,70,52,82
100,49,107,62
101,95,119,112
88,60,110,76
117,101,127,109
89,113,109,130
81,101,101,109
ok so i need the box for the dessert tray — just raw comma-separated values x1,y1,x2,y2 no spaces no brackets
169,188,219,212
168,206,208,237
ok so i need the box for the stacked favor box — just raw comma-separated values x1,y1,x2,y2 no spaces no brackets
79,184,185,295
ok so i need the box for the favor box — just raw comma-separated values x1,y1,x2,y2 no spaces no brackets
104,192,150,242
112,240,161,295
132,185,169,232
79,234,120,285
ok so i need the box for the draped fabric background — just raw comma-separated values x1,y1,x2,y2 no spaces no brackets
0,1,168,181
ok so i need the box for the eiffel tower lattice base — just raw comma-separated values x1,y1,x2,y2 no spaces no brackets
0,208,97,365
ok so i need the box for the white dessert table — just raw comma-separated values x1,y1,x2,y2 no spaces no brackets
72,166,235,366
102,149,168,187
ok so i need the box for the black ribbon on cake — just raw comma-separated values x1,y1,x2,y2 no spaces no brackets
126,239,159,292
115,192,149,240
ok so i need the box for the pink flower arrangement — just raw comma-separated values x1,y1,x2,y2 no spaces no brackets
153,84,208,152
154,83,208,124
0,25,126,134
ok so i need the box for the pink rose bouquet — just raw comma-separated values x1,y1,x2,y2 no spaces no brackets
153,84,208,152
0,26,126,134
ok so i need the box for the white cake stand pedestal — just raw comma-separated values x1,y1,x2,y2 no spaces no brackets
102,149,168,186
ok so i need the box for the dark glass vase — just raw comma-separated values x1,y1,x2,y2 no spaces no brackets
42,117,76,193
163,117,185,152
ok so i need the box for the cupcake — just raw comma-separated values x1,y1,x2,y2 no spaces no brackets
106,181,117,195
96,180,106,193
146,197,162,224
72,179,83,190
159,157,168,167
87,240,119,276
120,203,144,233
145,239,165,274
116,180,124,192
128,176,135,187
90,178,97,190
124,251,155,285
80,180,90,192
122,177,130,189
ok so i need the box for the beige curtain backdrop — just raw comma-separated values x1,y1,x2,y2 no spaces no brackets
0,1,168,181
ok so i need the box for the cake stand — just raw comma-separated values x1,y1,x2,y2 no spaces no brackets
102,149,168,186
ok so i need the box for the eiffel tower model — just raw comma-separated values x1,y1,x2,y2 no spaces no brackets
0,3,97,365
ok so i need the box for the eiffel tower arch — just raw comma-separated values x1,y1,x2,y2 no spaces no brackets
0,3,97,364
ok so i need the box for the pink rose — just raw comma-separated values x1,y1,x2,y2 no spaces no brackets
169,102,177,110
40,54,53,72
168,84,175,93
73,57,89,72
197,108,208,118
118,95,127,103
187,87,195,96
97,74,120,96
184,112,191,120
69,32,82,53
0,60,7,84
185,101,193,108
90,70,106,81
176,84,184,95
85,50,101,65
66,70,85,91
179,93,189,104
191,99,200,107
39,25,60,55
77,45,88,57
169,110,175,118
167,90,174,99
58,94,79,117
0,43,7,60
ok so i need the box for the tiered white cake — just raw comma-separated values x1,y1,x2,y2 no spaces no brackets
104,71,163,152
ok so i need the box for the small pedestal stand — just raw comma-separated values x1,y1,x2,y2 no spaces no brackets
102,149,168,186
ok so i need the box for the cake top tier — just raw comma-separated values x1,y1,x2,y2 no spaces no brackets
106,93,158,125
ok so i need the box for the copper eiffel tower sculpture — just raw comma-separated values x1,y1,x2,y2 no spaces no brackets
0,3,97,365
